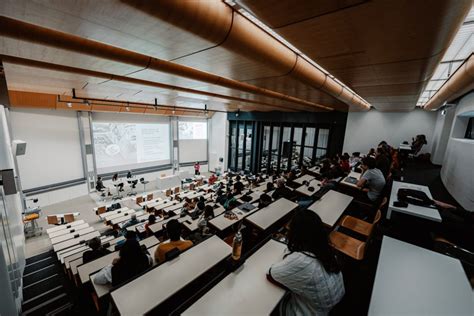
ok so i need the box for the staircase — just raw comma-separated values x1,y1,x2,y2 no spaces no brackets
21,250,73,316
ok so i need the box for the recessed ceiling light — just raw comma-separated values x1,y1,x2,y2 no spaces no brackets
66,102,72,108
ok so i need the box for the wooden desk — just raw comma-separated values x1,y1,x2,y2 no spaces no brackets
237,191,262,204
182,206,226,232
340,171,362,189
48,223,89,239
246,198,298,231
148,214,191,234
387,181,441,222
46,220,85,234
307,190,353,227
111,236,232,315
99,207,130,220
295,179,322,196
368,236,473,315
293,174,315,185
110,210,145,226
103,208,133,223
183,239,287,315
53,231,100,252
50,226,95,245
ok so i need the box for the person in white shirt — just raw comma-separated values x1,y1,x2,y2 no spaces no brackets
268,210,345,316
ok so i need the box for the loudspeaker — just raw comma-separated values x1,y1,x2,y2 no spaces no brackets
12,140,27,156
1,169,17,195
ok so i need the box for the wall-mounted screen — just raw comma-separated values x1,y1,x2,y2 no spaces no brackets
178,121,208,139
92,122,170,174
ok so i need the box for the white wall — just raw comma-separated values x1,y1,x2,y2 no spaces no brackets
440,92,474,211
430,106,456,165
343,109,437,155
208,112,228,172
9,109,84,190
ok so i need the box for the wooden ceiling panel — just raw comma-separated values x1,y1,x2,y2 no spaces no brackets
172,46,284,81
0,0,216,61
240,0,367,28
240,0,471,111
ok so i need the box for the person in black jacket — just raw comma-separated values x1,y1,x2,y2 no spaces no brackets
83,237,111,264
375,147,391,179
272,179,294,200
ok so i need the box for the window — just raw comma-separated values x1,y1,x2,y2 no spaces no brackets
261,125,271,172
465,117,473,139
315,128,330,159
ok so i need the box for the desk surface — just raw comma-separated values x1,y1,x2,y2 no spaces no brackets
111,235,231,315
246,198,298,230
46,220,85,234
209,203,260,232
53,231,100,252
99,207,130,220
340,171,362,189
48,223,89,239
237,191,262,204
182,207,226,232
388,181,441,222
183,239,287,315
399,144,412,151
368,236,473,315
295,179,322,196
148,214,191,234
110,210,145,225
307,190,353,226
293,174,315,185
50,226,95,245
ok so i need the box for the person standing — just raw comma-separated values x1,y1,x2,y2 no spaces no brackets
194,161,201,175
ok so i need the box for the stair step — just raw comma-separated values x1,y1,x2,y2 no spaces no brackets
21,286,64,312
25,250,55,265
23,274,62,302
22,293,71,316
23,264,61,287
24,257,57,274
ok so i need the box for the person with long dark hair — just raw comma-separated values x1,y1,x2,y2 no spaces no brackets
93,238,152,287
268,210,345,315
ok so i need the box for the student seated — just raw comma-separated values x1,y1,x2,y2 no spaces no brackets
197,205,215,236
208,173,218,185
192,201,206,219
112,173,124,191
339,153,351,173
93,238,152,287
268,210,345,315
83,237,111,264
121,214,139,230
144,214,156,235
95,176,108,196
265,181,275,193
233,175,245,194
155,219,193,263
356,157,386,203
272,179,294,200
258,193,272,209
375,147,391,179
349,152,361,168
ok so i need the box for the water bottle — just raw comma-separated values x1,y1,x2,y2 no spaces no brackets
232,231,243,261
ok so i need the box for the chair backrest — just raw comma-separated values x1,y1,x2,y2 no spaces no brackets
165,247,181,262
189,183,195,190
379,197,388,211
165,189,172,197
64,214,75,223
174,186,180,194
98,206,107,214
147,193,153,201
373,209,382,226
136,196,144,204
47,215,58,225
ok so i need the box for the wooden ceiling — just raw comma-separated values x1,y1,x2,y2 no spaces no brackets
0,0,470,114
239,0,472,111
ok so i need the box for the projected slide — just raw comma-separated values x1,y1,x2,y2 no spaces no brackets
93,122,170,172
179,121,207,139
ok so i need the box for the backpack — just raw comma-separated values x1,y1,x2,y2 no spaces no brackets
397,188,434,207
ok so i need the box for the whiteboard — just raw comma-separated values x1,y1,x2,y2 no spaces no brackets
9,109,84,190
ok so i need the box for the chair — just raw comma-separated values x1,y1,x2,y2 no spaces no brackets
64,214,75,223
97,206,107,215
140,177,150,193
164,247,181,262
47,215,59,225
339,198,387,236
189,183,195,191
174,186,180,194
165,189,172,197
147,193,153,201
329,231,367,260
136,196,143,204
